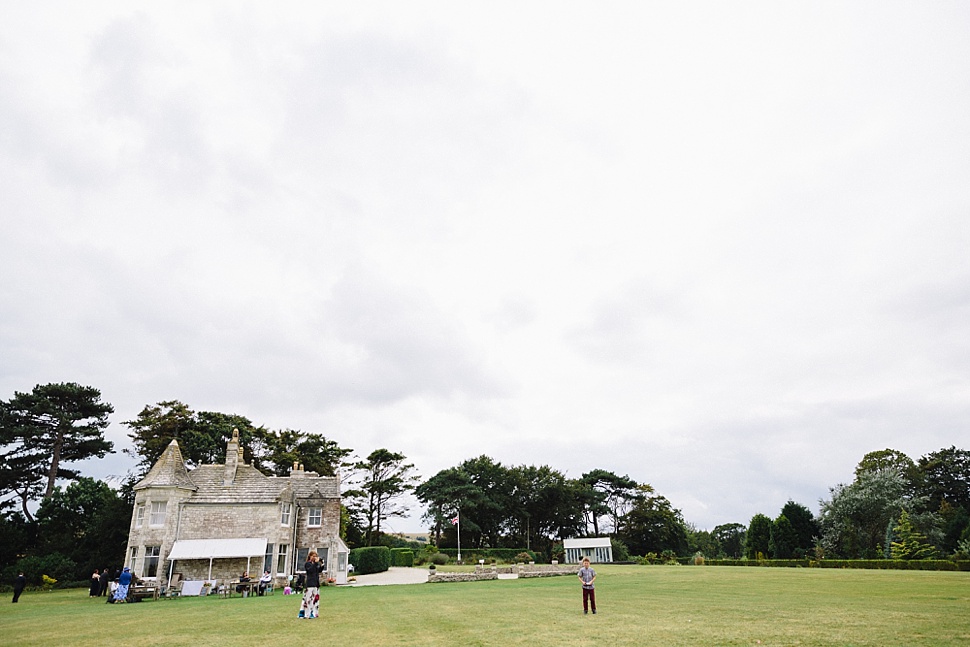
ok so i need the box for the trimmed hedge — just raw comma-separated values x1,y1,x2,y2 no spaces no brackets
390,548,414,567
349,546,391,574
703,559,970,571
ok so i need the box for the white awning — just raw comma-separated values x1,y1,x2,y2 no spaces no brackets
168,538,267,560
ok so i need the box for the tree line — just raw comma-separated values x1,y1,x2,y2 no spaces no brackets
3,382,969,586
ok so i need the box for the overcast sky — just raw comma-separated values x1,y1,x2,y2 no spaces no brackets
2,2,969,532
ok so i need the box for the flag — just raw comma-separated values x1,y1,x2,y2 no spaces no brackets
451,515,459,525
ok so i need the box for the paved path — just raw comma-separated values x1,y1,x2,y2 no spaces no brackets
345,567,429,587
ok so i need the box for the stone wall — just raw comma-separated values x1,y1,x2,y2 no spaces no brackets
427,571,498,583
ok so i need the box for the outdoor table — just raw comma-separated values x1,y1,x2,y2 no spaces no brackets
228,580,259,597
129,584,159,601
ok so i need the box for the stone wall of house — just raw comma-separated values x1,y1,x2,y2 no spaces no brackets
293,499,341,552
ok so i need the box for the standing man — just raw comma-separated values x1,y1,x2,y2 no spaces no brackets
298,551,325,619
12,571,26,603
578,557,597,615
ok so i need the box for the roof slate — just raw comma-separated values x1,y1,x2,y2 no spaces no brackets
134,440,197,491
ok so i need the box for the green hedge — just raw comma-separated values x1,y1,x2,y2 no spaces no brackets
349,546,391,574
436,548,538,563
703,559,970,571
390,548,414,567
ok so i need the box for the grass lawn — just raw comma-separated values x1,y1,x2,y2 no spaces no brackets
3,565,969,646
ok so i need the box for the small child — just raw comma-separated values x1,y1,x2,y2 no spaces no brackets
283,586,292,595
578,557,597,614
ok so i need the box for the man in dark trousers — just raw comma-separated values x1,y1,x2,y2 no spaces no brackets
12,572,26,603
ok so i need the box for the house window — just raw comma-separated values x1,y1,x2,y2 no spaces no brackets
308,507,322,527
280,502,292,526
145,546,160,577
264,543,275,574
134,505,145,528
149,501,167,526
129,546,138,571
296,548,309,571
276,544,288,575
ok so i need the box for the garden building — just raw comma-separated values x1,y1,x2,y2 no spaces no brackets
563,537,614,563
124,429,349,592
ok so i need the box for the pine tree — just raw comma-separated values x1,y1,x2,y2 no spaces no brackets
890,510,938,560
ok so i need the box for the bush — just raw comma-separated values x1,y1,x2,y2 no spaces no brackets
611,538,630,562
348,547,391,575
515,552,532,563
390,548,414,567
430,553,449,565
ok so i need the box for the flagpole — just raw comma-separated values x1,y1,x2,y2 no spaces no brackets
456,511,461,564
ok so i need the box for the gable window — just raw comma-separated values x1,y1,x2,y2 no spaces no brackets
276,544,288,575
308,507,322,527
280,503,292,526
149,501,167,526
145,546,160,577
134,505,145,529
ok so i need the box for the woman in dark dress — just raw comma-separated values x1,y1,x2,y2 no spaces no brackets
89,569,101,597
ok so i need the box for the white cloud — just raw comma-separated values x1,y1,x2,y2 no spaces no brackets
3,2,970,530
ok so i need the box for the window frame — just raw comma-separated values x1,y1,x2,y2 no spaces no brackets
307,507,322,527
149,501,167,527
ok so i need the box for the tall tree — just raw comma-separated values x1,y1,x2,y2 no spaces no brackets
744,514,772,559
769,514,797,559
415,467,479,547
779,500,819,558
619,484,689,557
855,448,918,490
712,523,746,558
1,383,113,512
580,469,639,535
251,428,352,477
349,449,420,546
818,468,925,559
915,446,970,512
35,477,132,579
124,400,195,471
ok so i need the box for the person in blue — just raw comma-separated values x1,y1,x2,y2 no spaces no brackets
578,557,597,615
113,567,133,603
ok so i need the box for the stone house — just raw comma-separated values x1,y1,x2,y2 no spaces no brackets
124,429,349,590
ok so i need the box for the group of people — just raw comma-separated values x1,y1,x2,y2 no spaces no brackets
88,567,118,598
234,570,274,596
13,552,602,616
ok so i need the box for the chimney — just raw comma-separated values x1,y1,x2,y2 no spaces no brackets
223,428,240,486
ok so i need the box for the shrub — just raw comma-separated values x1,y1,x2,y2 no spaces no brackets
349,547,391,575
611,538,630,562
515,552,532,563
431,553,449,565
390,548,414,567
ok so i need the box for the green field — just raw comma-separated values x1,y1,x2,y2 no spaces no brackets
3,565,969,646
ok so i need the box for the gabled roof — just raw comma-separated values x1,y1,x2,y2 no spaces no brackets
187,463,291,503
134,440,197,491
563,537,613,549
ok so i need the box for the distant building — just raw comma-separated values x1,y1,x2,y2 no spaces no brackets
124,429,349,590
563,537,614,563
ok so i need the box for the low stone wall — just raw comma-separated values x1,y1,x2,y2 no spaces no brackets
474,565,515,574
427,571,498,583
518,564,579,578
